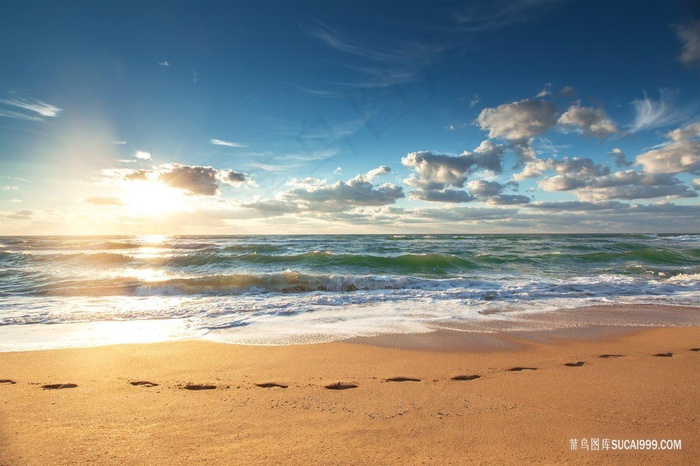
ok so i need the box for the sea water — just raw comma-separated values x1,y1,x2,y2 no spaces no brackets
0,234,698,350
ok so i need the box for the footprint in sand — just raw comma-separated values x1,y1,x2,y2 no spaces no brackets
507,367,537,372
599,354,624,359
130,381,159,387
0,379,17,385
653,352,673,357
42,383,78,390
324,382,358,390
451,375,481,381
564,361,586,367
255,382,288,389
384,377,421,382
689,348,700,352
181,383,217,390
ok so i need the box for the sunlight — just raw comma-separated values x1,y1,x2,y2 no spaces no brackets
121,181,186,217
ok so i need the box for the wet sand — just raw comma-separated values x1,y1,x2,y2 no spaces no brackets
1,314,699,464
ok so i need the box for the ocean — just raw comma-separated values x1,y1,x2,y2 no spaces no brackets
1,234,698,350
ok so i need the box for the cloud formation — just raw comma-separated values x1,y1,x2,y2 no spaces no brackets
477,99,558,143
112,164,248,196
557,104,618,138
635,122,700,174
134,150,152,160
157,164,247,196
210,138,246,148
628,89,691,133
609,148,633,167
539,168,697,201
0,96,62,121
677,19,700,68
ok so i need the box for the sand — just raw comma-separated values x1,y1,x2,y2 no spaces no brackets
1,321,699,464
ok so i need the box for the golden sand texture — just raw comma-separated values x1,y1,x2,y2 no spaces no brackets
1,326,698,465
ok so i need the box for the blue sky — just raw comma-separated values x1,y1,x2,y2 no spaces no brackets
1,0,698,234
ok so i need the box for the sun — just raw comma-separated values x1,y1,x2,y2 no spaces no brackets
121,180,187,216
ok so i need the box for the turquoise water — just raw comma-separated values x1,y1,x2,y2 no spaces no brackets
0,234,698,348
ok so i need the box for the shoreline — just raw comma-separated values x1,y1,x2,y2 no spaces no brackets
1,303,698,353
1,308,699,464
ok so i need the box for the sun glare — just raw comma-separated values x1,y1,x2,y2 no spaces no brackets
122,181,186,216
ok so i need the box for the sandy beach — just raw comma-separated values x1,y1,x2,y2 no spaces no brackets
1,312,698,465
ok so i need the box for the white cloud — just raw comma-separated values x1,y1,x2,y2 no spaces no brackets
284,173,404,210
467,179,502,197
210,138,246,148
636,122,700,174
677,19,700,68
134,150,152,160
513,158,555,181
539,174,588,191
402,142,506,193
515,156,608,182
402,152,475,189
2,185,19,191
159,61,171,67
0,109,44,121
0,97,62,118
112,140,127,145
364,165,392,181
538,167,697,201
575,183,696,202
477,99,558,143
628,89,691,133
557,104,618,138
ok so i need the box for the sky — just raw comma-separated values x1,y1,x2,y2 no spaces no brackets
1,0,699,235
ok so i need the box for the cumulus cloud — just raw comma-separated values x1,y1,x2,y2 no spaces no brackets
477,99,558,143
363,165,392,181
516,156,608,182
539,174,588,191
677,19,700,68
636,122,700,174
402,151,474,189
693,178,700,190
513,158,555,181
286,175,404,209
402,142,506,191
539,168,697,201
557,104,618,138
575,183,697,201
409,188,476,203
629,89,691,133
157,164,248,196
609,148,633,167
134,150,151,160
111,164,248,196
467,179,503,197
